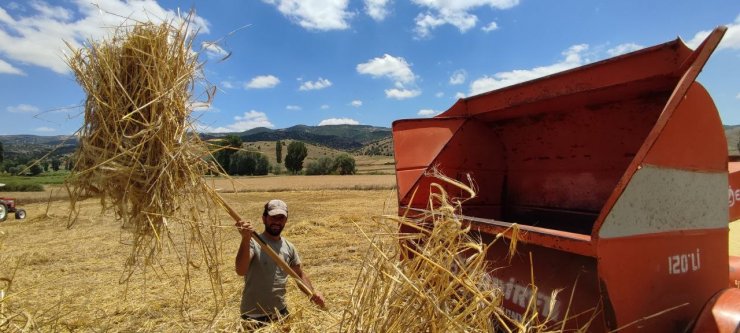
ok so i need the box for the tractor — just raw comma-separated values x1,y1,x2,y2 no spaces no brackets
392,26,740,331
0,183,27,222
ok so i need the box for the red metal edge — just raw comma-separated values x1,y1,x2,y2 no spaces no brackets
592,27,727,238
441,36,693,120
692,288,740,332
464,214,594,257
392,118,466,204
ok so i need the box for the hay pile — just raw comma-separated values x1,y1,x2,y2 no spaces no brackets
65,18,225,305
338,174,564,333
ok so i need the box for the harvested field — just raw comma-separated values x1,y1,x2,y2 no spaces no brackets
209,175,396,192
0,189,398,331
2,174,396,205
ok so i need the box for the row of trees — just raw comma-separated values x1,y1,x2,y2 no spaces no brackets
305,154,356,175
212,136,354,176
1,158,64,176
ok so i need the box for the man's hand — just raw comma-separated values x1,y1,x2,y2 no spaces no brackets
235,220,256,239
310,291,326,309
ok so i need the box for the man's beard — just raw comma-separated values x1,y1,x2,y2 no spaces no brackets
266,224,283,236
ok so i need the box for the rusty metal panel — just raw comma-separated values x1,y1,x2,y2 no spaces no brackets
392,118,465,205
481,234,605,331
599,229,728,332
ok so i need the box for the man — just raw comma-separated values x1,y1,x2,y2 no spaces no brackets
235,199,325,324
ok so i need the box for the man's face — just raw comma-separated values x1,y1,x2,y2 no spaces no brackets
263,214,287,236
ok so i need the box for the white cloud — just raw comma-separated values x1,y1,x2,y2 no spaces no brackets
0,1,210,74
386,88,421,99
299,77,332,91
357,54,416,84
469,44,589,95
482,21,498,32
6,104,39,113
435,91,444,98
318,118,359,126
736,92,740,99
202,42,229,59
0,58,24,75
687,15,740,50
262,0,352,31
221,81,235,89
245,75,280,89
350,100,363,107
607,43,643,57
417,109,438,116
286,105,302,110
358,54,421,99
412,0,519,38
35,126,56,132
320,104,330,109
455,92,466,99
365,0,391,21
449,69,466,85
206,110,275,133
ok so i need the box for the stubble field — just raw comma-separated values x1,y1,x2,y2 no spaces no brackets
2,174,740,332
0,175,399,332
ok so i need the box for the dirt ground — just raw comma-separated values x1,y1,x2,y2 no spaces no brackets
0,184,399,331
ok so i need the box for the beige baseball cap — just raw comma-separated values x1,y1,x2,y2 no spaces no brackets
266,199,288,217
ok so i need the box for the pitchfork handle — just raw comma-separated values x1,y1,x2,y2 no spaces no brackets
208,187,316,298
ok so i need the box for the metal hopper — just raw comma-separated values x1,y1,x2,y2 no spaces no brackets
392,27,740,332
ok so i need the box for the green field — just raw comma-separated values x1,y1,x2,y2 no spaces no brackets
0,171,69,191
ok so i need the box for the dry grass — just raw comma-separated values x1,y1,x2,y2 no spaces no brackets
64,17,227,311
209,175,396,193
0,190,396,331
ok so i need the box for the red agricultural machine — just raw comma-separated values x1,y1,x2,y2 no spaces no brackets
392,26,740,332
0,184,27,222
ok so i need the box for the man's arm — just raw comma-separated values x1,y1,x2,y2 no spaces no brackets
235,220,255,276
291,264,326,308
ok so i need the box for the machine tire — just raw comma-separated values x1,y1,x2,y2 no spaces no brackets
15,209,26,220
0,204,7,222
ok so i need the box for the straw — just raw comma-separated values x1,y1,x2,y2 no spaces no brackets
64,16,225,307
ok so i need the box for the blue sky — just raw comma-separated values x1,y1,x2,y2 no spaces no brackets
0,0,738,135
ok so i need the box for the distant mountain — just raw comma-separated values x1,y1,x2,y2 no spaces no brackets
0,134,78,161
203,124,392,151
354,137,394,156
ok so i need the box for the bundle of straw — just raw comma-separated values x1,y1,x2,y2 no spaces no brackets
339,173,570,332
65,18,224,303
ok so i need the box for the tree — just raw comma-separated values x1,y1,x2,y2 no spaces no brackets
228,151,270,176
275,140,282,164
229,151,255,175
284,141,308,174
214,135,242,172
51,159,61,171
29,163,43,176
305,156,335,175
334,153,356,175
0,140,3,164
254,153,269,175
65,158,74,171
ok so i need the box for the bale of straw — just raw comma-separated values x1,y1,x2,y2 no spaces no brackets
64,18,224,305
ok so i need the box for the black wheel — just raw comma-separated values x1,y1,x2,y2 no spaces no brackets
15,209,26,220
0,204,7,222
